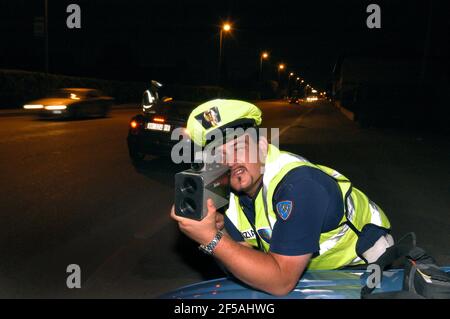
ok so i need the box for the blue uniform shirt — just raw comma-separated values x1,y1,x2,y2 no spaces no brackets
224,166,345,256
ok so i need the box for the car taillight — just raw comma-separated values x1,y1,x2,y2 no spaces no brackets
153,117,165,123
130,120,139,128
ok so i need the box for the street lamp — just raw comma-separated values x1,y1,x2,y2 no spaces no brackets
44,0,49,73
288,72,295,94
277,64,286,97
218,22,232,84
259,51,269,82
278,63,285,82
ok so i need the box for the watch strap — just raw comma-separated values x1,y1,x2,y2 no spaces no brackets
199,230,224,255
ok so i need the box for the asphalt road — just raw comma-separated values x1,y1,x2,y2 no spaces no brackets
0,101,448,298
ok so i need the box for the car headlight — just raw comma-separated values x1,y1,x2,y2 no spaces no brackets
23,104,44,109
45,105,67,110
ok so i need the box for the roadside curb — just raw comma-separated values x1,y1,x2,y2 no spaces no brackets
333,101,355,121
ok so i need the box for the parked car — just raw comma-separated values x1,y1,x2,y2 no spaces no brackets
23,88,114,119
127,81,196,166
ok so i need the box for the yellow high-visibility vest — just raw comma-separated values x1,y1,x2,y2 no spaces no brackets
225,145,391,270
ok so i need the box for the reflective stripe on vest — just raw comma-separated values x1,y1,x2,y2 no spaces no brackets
225,144,391,270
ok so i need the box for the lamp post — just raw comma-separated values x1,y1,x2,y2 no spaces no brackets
44,0,49,73
288,72,294,85
259,51,269,82
218,22,231,84
277,64,285,98
277,63,285,83
288,72,294,96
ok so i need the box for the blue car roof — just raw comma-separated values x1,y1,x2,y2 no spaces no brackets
159,266,450,299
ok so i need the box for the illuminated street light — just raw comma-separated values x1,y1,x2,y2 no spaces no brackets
259,51,269,82
218,22,232,84
277,63,285,83
287,72,295,97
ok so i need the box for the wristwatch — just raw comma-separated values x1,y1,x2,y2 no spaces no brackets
199,230,224,255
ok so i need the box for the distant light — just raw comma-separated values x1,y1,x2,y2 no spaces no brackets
289,72,294,76
296,77,300,81
23,104,43,109
70,93,80,100
130,120,138,129
45,105,67,110
278,64,285,70
162,97,173,102
301,80,304,83
223,23,231,32
262,52,269,59
312,89,317,93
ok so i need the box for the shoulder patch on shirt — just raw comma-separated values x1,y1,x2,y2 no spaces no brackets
276,200,293,220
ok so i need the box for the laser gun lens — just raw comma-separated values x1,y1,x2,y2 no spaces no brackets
181,178,197,194
180,198,197,216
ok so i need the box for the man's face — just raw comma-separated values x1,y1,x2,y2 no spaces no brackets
216,134,263,195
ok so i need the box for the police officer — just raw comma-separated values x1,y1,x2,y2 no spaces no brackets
170,99,393,296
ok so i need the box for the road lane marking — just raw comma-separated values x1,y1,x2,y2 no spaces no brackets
273,105,315,141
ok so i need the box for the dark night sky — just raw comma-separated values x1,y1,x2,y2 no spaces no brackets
1,0,448,89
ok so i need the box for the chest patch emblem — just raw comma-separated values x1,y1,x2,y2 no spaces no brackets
276,200,293,220
257,228,272,244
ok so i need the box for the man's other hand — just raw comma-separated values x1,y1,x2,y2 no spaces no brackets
170,199,219,245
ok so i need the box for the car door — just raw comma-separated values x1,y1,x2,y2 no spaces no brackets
85,90,102,116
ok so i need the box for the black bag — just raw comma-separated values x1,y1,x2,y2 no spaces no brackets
361,233,450,299
402,247,450,299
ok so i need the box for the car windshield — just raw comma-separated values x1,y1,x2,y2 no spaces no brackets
50,89,86,99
